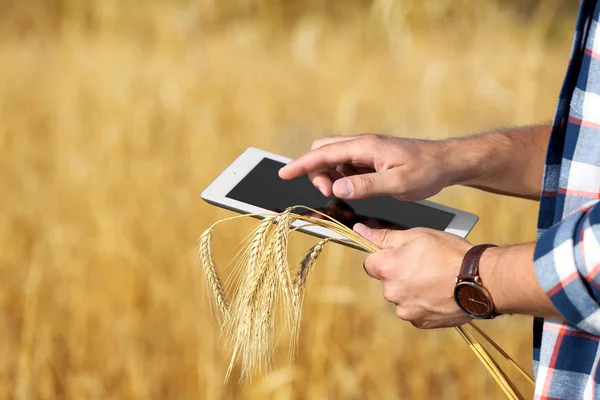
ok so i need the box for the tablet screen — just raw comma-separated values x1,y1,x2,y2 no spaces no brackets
226,158,454,231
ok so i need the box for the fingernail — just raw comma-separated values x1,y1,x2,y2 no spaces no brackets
335,180,352,197
353,223,370,237
316,185,327,196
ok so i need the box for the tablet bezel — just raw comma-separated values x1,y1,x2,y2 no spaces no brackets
200,147,479,246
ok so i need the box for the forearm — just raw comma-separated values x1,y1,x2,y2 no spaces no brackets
444,124,551,200
479,242,561,319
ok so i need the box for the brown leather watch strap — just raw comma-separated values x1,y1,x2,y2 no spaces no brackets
457,244,497,282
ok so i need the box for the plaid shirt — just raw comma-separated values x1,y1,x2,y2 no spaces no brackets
533,0,600,398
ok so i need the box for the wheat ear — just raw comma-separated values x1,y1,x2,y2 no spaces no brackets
290,238,330,353
274,209,295,327
199,207,531,397
225,216,276,380
199,228,229,319
251,236,279,374
293,238,330,295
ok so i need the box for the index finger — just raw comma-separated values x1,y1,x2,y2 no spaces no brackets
278,138,375,180
310,135,357,150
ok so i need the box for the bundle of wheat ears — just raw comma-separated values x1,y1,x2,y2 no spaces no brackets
198,206,534,399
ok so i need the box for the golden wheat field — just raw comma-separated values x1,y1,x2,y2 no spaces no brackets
0,0,581,399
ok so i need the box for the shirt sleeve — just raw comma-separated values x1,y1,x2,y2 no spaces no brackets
534,199,600,335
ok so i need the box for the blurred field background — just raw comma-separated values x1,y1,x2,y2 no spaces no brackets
0,0,580,399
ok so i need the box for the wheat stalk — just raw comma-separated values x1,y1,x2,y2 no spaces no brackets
198,206,533,397
467,322,535,385
456,326,523,400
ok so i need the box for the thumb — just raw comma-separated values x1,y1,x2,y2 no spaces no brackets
332,169,400,200
353,223,409,249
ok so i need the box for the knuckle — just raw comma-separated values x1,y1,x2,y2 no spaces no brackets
382,287,397,303
373,262,388,279
312,135,346,150
395,307,414,321
379,230,395,248
356,174,374,193
409,228,432,242
363,256,378,278
390,179,410,198
361,133,378,140
408,228,426,238
361,133,383,146
416,233,435,246
311,138,327,150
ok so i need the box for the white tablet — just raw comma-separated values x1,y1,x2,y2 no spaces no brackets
201,147,478,248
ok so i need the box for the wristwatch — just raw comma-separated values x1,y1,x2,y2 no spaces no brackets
454,244,500,319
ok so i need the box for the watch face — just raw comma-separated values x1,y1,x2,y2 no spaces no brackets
455,283,491,318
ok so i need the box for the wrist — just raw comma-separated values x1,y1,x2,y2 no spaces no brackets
477,246,507,314
478,243,541,316
478,242,563,319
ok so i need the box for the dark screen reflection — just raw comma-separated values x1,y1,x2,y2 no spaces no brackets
273,199,406,230
226,158,454,231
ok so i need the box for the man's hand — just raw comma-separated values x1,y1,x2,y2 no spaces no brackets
279,134,456,201
355,223,562,326
279,127,551,201
354,223,473,329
